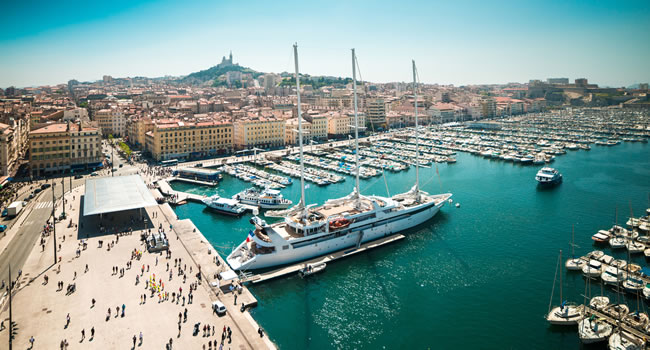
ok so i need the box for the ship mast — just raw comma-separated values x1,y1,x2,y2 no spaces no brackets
412,60,420,202
294,43,307,217
352,48,361,209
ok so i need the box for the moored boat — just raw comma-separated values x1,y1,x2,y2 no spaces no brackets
578,316,613,344
298,262,326,277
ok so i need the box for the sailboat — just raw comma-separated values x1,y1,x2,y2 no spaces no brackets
565,225,585,270
226,47,452,271
579,276,613,344
546,250,584,325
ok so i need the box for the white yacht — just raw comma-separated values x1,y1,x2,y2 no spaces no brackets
226,47,451,271
535,167,562,185
608,331,645,350
233,187,292,210
202,195,246,216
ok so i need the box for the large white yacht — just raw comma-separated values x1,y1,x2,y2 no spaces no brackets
233,187,292,209
202,195,246,216
535,167,563,185
227,47,451,271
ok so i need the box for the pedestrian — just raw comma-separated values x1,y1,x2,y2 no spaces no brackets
29,336,35,348
65,313,70,328
81,328,85,341
91,298,96,308
133,335,137,347
139,331,143,345
91,327,95,338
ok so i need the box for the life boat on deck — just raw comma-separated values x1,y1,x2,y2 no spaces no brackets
329,218,351,230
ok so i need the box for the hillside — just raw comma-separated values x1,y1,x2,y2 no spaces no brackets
177,64,262,86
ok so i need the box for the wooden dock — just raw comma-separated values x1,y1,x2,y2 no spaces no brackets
584,305,650,341
157,179,207,204
241,234,405,284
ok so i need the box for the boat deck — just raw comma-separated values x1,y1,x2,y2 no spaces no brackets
241,234,405,284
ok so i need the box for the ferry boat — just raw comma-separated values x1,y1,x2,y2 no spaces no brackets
233,187,292,210
202,195,246,216
535,167,562,186
226,47,451,271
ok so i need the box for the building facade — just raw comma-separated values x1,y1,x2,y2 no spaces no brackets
145,120,233,161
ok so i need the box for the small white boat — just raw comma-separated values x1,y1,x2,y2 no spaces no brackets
589,296,610,311
202,195,246,216
623,277,644,294
578,316,613,344
611,259,627,270
610,236,627,249
565,258,585,271
298,262,326,278
589,250,605,260
582,259,603,279
546,303,583,326
601,266,627,285
626,241,645,254
608,331,645,350
535,167,562,185
592,230,611,244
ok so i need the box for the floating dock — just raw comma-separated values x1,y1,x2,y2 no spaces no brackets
241,234,405,284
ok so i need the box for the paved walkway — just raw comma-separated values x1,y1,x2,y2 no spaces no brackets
0,183,275,349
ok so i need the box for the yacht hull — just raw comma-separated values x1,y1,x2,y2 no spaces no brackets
228,199,445,270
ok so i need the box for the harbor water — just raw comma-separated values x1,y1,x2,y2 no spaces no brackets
172,142,650,349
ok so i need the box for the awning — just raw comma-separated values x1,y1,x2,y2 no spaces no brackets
83,175,158,216
219,270,238,281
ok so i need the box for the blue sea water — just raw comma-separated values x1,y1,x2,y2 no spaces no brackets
172,142,650,349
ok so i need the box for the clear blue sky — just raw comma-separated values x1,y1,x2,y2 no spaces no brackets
1,0,649,88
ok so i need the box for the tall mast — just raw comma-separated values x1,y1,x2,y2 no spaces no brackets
352,48,361,208
293,43,306,213
412,60,420,201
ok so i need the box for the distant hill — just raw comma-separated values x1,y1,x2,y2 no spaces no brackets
177,63,262,86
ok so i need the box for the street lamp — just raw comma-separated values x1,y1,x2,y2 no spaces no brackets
51,183,57,264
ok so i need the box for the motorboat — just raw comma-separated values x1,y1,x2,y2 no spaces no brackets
582,259,603,279
233,187,293,210
589,296,610,311
623,277,644,294
610,236,627,249
611,259,627,270
298,262,326,278
535,167,562,186
578,316,613,344
608,331,645,350
601,266,627,285
591,230,611,244
565,258,585,271
202,195,246,216
626,241,645,254
589,250,605,260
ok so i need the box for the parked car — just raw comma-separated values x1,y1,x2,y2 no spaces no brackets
1,208,7,217
0,224,7,232
74,174,83,179
41,183,51,189
90,172,98,176
212,301,227,316
33,188,41,194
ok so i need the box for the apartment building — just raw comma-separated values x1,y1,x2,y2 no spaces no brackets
326,112,366,137
28,122,102,176
95,108,125,137
366,98,387,129
144,119,233,161
233,117,285,150
0,123,18,176
303,113,327,141
126,117,154,148
284,118,311,145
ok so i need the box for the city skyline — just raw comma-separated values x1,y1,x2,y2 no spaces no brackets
1,0,649,88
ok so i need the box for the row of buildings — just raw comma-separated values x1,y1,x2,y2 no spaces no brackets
2,65,648,176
